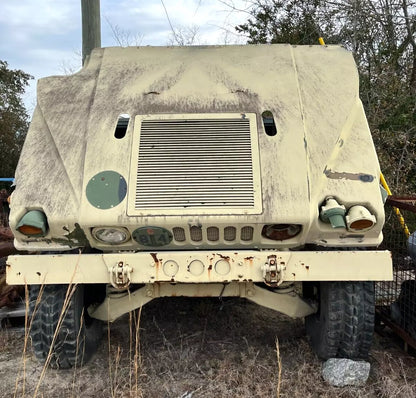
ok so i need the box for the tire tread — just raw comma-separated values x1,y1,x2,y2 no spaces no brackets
29,284,102,369
305,281,374,360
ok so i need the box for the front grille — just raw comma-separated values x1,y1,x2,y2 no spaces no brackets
134,117,256,211
170,225,255,244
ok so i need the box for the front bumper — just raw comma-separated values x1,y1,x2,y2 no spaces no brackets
6,250,392,285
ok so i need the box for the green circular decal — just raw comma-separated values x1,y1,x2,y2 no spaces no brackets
86,171,127,209
132,227,173,247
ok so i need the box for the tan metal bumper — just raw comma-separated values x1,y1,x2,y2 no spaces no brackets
6,250,392,285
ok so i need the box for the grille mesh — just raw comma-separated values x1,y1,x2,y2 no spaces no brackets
224,226,237,241
207,227,219,242
190,226,203,242
172,227,185,242
135,118,255,210
241,226,254,241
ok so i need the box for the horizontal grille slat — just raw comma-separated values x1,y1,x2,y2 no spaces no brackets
135,117,256,210
136,201,254,205
139,148,251,152
138,157,251,161
138,169,253,174
136,197,254,201
138,165,253,169
137,190,253,196
137,189,253,192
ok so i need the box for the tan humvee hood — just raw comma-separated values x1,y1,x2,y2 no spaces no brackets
10,45,384,250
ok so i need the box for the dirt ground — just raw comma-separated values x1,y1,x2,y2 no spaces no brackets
1,297,416,398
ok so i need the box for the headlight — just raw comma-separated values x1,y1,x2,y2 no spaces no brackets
92,227,130,244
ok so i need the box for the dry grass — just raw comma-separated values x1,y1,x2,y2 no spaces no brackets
276,338,281,397
1,297,416,397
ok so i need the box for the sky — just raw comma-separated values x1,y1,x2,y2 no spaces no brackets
0,0,251,113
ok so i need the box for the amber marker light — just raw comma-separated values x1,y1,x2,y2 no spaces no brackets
346,205,376,232
16,210,48,236
17,225,43,235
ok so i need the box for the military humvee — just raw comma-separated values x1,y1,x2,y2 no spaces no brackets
7,44,392,368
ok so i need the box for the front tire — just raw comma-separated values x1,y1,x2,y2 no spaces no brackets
29,284,103,369
305,281,374,360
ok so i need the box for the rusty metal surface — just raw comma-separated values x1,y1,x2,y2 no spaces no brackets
386,196,416,213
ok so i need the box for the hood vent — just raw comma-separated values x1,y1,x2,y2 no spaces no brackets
129,114,261,215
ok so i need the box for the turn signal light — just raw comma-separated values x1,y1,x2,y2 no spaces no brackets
17,225,43,235
16,210,48,236
262,224,302,241
346,206,376,231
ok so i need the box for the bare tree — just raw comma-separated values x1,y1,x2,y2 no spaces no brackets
166,24,200,46
58,50,82,75
105,16,144,47
160,0,200,45
231,0,416,193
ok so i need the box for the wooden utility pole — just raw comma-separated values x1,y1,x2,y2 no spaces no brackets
81,0,101,65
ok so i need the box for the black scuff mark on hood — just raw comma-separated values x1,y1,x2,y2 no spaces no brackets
324,168,374,182
51,223,89,247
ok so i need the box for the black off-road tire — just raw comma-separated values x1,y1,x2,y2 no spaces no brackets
29,284,103,369
305,281,374,360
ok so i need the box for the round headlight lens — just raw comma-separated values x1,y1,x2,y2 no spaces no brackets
92,227,130,244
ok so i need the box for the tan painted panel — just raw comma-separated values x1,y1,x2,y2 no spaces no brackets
88,282,317,321
7,250,392,285
9,45,385,254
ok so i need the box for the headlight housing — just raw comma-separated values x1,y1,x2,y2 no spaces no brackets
92,227,130,244
319,197,346,229
262,224,302,241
